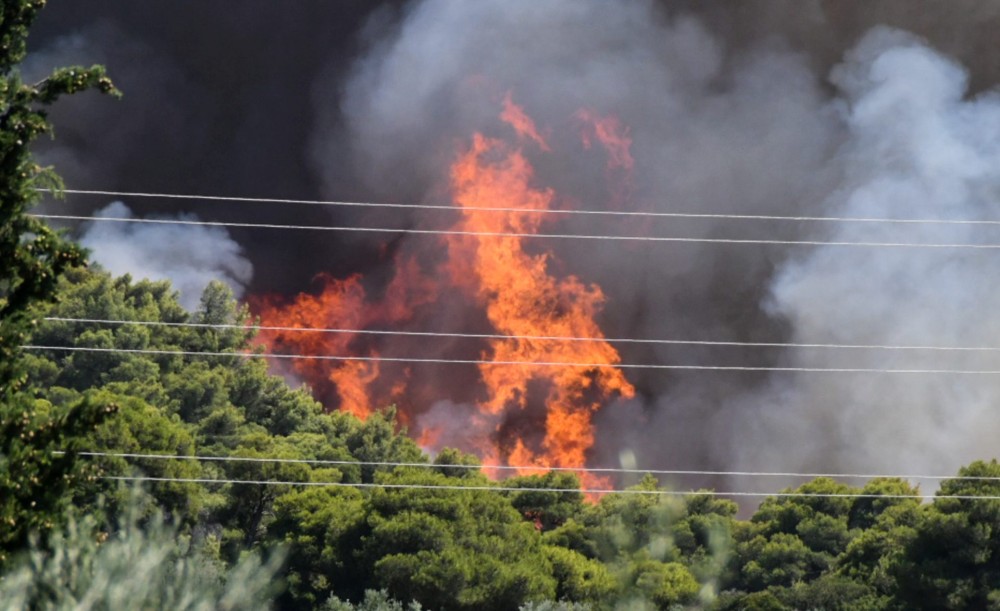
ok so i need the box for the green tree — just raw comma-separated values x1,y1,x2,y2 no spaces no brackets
579,474,685,563
0,491,283,610
543,545,616,604
0,0,119,565
837,478,921,604
894,460,1000,609
214,431,314,552
506,471,585,532
359,469,557,610
321,589,423,611
727,478,858,593
271,486,368,608
81,390,206,524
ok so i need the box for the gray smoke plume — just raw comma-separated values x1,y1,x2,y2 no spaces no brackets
334,0,1000,486
26,1,1000,492
81,202,253,310
332,0,839,478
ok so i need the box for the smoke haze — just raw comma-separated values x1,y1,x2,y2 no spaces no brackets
27,1,1000,491
81,202,253,310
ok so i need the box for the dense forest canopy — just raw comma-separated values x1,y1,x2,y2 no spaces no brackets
4,253,1000,610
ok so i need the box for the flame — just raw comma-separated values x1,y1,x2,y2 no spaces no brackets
328,360,379,419
251,261,435,419
252,93,635,494
501,91,551,151
447,94,635,482
252,274,378,417
576,108,634,171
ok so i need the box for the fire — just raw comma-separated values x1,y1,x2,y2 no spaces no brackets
251,260,436,419
576,108,636,211
447,106,635,484
500,91,551,151
576,108,634,171
252,93,635,492
252,274,378,418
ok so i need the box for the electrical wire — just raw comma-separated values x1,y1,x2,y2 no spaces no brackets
23,344,1000,374
30,213,1000,250
103,475,1000,501
64,450,1000,482
39,188,1000,226
43,316,1000,353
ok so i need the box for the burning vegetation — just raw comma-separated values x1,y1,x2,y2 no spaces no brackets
253,95,635,485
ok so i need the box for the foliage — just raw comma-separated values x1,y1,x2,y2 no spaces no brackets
0,490,283,610
893,460,1000,609
5,247,1000,611
321,589,423,611
0,0,119,567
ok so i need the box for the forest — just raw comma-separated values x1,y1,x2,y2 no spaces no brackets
5,267,1000,610
3,2,1000,609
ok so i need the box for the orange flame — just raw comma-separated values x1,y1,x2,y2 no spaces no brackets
576,108,639,227
251,260,436,419
252,93,635,494
447,96,635,482
501,91,551,151
576,108,634,171
252,275,378,417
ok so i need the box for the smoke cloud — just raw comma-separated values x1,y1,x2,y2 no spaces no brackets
27,1,1000,491
726,27,1000,480
81,202,253,310
333,1,1000,485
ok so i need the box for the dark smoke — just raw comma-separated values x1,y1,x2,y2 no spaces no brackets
27,1,1000,490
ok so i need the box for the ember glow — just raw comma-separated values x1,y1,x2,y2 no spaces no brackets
253,94,635,487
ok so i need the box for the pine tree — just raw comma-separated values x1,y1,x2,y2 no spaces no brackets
0,0,119,566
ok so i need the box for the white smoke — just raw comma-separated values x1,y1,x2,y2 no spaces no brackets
725,27,1000,481
80,202,253,310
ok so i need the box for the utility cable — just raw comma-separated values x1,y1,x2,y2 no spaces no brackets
103,475,1000,501
43,316,1000,353
30,214,1000,251
39,188,1000,227
63,450,1000,482
22,344,1000,375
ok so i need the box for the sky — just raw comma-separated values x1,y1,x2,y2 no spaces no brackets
25,0,1000,491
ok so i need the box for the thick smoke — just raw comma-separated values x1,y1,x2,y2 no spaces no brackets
724,28,1000,481
333,0,1000,485
28,1,407,294
26,1,1000,491
81,202,253,310
332,0,840,477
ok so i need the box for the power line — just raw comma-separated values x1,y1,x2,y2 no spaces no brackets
66,450,1000,482
40,188,1000,227
30,213,1000,251
23,344,1000,374
104,475,1000,501
44,316,1000,353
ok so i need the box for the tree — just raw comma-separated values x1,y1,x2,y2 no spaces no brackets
837,478,921,603
894,460,1000,609
359,469,557,610
0,490,283,610
0,0,118,388
505,471,585,532
0,0,119,565
543,545,616,604
726,478,859,593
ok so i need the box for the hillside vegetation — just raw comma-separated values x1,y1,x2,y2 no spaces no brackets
2,267,999,609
